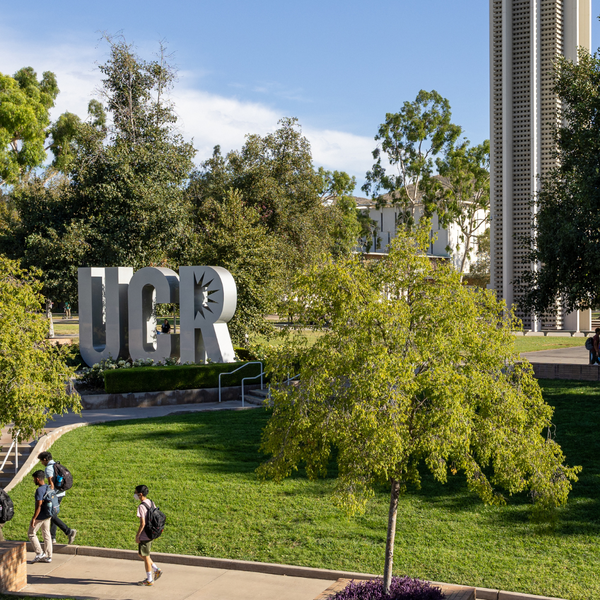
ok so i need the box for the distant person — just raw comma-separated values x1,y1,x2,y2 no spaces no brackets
29,470,53,563
135,485,162,586
38,452,77,545
161,319,171,334
591,328,600,365
64,302,71,319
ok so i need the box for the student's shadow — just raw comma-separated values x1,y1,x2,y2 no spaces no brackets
29,573,138,587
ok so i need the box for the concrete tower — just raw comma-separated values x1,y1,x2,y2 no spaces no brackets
489,0,591,330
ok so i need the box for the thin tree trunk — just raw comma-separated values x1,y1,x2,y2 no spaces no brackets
383,478,401,594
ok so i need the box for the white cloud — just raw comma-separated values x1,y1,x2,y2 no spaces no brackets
1,34,374,185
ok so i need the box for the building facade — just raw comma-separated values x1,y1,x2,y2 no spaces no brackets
489,0,591,330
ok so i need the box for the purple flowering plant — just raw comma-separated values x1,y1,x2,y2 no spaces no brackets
331,577,445,600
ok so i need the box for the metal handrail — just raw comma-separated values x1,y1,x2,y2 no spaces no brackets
218,361,264,403
241,372,264,407
0,432,19,474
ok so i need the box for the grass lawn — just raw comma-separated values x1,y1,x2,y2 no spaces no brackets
513,336,587,353
52,323,79,336
4,380,600,600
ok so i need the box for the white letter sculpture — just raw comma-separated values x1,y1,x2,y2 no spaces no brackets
128,267,180,363
78,267,133,366
179,266,237,364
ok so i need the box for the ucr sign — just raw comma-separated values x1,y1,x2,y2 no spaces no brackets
78,266,237,368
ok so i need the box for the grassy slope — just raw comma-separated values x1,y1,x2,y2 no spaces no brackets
4,381,600,600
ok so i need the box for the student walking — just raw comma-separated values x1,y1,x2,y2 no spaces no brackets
38,452,77,544
135,485,163,586
29,470,53,563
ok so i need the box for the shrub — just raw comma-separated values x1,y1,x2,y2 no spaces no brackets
332,577,445,600
103,361,263,394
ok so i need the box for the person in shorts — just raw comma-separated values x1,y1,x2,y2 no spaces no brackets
135,485,162,586
29,470,53,563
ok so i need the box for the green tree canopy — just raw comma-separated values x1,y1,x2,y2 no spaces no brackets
519,48,600,314
8,38,195,302
258,222,579,593
0,67,59,185
0,256,80,439
363,90,461,226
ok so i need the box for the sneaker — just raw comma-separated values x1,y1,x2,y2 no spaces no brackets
32,553,46,563
40,556,52,563
138,579,153,586
68,529,77,544
52,538,57,544
153,568,162,581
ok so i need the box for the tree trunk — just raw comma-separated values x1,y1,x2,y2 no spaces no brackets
383,478,401,594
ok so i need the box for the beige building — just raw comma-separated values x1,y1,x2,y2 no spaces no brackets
490,0,592,330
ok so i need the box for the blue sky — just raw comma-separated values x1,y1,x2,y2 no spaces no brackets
2,1,599,191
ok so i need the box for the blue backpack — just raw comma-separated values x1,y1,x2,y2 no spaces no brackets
42,486,59,514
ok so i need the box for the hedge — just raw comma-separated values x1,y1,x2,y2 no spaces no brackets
103,361,263,394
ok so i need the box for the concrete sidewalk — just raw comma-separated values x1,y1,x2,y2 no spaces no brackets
522,345,591,365
24,550,334,600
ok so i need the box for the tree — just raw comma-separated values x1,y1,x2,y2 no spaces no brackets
0,257,80,439
469,227,491,288
258,222,579,594
0,67,59,185
180,188,284,344
362,90,461,226
318,168,362,256
8,38,195,302
189,119,345,275
519,49,600,314
429,140,490,278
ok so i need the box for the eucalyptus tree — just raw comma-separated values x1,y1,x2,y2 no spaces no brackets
363,90,461,226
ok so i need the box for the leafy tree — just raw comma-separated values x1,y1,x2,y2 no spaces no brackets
0,67,59,185
469,227,490,288
189,119,342,275
9,38,195,302
519,49,600,314
0,256,80,439
429,140,490,278
180,188,284,343
258,222,579,594
362,90,461,226
318,168,362,256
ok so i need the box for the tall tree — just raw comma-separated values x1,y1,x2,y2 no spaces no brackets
189,119,343,275
0,67,59,185
318,168,363,256
519,48,600,314
180,188,284,344
258,222,579,594
362,90,461,226
9,38,195,302
0,256,80,439
428,139,490,278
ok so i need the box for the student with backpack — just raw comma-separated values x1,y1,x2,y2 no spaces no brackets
28,470,54,563
134,485,164,586
38,452,77,545
586,328,600,365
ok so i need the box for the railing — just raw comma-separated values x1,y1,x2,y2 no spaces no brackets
218,362,264,403
0,432,19,474
241,372,264,407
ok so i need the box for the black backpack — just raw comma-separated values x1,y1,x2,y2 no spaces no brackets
143,500,166,540
53,462,73,492
0,490,14,524
585,337,595,351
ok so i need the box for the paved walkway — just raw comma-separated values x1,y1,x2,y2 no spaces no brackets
521,346,591,365
24,551,333,600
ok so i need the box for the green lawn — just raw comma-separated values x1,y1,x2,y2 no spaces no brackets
4,381,600,599
513,336,587,353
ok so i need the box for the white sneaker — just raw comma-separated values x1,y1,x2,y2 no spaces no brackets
40,556,52,563
32,553,46,563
